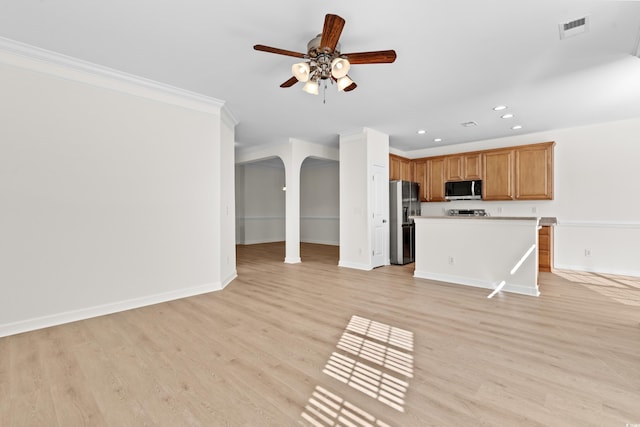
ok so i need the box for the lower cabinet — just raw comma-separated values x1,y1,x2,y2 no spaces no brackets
538,226,554,272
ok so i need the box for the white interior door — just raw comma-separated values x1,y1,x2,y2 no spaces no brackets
371,164,387,268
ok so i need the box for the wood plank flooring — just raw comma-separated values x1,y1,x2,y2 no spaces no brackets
1,242,639,426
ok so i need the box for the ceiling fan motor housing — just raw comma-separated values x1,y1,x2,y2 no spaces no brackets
307,34,343,81
307,34,341,57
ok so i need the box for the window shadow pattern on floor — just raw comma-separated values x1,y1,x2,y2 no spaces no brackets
301,315,414,426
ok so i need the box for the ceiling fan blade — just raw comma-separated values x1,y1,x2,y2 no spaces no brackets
253,44,306,58
280,76,299,88
320,14,346,52
344,81,357,92
342,50,397,64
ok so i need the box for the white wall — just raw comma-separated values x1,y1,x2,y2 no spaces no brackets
300,160,339,246
339,128,389,270
235,161,286,244
407,117,640,277
0,43,235,337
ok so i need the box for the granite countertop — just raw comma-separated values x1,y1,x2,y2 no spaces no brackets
413,216,557,225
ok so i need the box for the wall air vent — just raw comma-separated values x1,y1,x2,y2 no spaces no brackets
559,16,589,40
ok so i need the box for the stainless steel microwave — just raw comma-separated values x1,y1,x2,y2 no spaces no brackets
445,180,482,200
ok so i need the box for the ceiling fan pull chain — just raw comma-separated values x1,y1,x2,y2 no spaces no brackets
323,81,327,104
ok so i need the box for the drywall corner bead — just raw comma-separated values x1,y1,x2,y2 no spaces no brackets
0,36,226,115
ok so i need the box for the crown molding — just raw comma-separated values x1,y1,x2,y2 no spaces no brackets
0,36,234,116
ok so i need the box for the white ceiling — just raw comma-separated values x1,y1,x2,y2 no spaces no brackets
1,1,640,153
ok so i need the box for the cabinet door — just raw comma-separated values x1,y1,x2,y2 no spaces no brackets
389,155,401,181
464,153,482,180
445,155,463,181
400,159,414,182
515,143,554,200
538,226,554,272
445,154,482,181
483,149,514,200
414,160,428,202
427,158,446,201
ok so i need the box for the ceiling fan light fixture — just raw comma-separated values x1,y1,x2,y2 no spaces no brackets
330,57,350,78
292,62,311,82
337,75,354,91
302,80,319,95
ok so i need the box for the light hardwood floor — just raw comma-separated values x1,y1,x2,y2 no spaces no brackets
1,242,639,426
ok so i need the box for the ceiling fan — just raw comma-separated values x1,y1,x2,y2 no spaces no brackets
254,13,397,95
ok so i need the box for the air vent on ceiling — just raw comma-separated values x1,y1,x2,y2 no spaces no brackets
559,16,589,40
461,121,478,127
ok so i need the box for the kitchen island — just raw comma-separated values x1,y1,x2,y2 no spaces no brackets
412,216,541,296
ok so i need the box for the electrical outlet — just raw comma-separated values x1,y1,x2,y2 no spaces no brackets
497,207,503,214
531,206,537,213
448,256,454,265
584,248,591,257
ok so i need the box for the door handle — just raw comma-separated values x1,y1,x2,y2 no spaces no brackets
382,219,387,223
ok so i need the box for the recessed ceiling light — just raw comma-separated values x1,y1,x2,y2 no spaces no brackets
493,105,507,111
511,125,523,130
434,138,442,142
501,114,514,119
417,129,427,135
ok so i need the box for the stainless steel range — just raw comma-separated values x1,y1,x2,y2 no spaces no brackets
447,208,488,217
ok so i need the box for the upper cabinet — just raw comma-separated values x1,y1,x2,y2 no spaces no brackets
389,154,401,181
389,141,554,202
414,160,428,202
483,148,515,200
426,157,446,202
389,154,413,181
445,153,482,181
515,142,555,200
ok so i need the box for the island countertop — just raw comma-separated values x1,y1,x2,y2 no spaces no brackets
412,216,557,225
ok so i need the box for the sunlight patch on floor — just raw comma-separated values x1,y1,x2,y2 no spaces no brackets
301,315,414,426
301,386,392,427
554,269,640,306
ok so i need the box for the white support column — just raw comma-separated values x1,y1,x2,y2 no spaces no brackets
284,155,302,264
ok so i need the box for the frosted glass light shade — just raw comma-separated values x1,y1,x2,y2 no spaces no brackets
337,75,353,91
302,80,319,95
330,57,350,78
292,62,310,82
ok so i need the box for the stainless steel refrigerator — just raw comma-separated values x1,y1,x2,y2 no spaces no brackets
389,180,421,265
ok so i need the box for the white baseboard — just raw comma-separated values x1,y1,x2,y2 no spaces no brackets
338,260,373,271
221,271,238,289
0,281,222,338
553,263,640,278
414,271,540,297
238,239,285,245
300,239,339,246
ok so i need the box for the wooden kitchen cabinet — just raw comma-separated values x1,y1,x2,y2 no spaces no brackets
445,153,482,181
483,148,515,200
515,142,554,200
538,225,554,272
389,154,401,181
427,157,446,201
400,158,413,182
389,154,413,181
414,160,428,201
